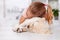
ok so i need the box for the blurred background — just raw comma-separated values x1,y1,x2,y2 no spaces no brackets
0,0,60,23
0,0,60,40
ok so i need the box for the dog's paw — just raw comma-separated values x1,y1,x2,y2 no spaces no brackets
17,28,23,33
12,27,23,33
12,26,28,33
12,24,23,33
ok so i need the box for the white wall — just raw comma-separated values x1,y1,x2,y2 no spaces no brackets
6,0,31,9
48,1,58,9
5,0,31,20
0,0,32,25
58,0,60,22
58,0,60,10
0,0,32,19
0,0,4,19
32,0,48,4
0,0,32,26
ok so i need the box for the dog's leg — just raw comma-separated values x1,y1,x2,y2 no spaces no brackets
13,19,31,33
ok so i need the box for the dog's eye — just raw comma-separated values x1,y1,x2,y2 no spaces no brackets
27,25,30,28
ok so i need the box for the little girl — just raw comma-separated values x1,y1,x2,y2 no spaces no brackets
19,2,53,24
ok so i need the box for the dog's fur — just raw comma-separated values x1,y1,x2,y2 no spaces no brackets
13,17,52,34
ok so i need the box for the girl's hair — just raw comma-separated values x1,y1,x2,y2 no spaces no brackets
26,2,53,24
27,2,46,17
45,5,53,24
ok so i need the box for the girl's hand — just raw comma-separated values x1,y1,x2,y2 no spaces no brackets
19,16,26,24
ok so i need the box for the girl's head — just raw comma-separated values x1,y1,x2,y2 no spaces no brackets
27,2,46,17
26,2,53,24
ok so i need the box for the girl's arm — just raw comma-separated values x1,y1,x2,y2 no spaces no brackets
19,8,28,24
19,16,26,24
